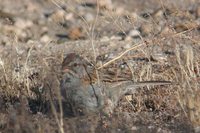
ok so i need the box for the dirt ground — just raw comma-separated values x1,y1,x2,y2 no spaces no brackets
0,0,200,132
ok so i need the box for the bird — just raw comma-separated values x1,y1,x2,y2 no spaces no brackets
60,53,171,116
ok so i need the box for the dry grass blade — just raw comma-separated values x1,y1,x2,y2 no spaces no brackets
97,42,145,69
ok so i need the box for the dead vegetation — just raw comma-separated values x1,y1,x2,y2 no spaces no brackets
0,0,199,132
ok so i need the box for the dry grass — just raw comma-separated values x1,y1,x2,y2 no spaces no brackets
0,0,199,132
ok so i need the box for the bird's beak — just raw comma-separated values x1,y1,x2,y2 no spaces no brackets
62,68,70,73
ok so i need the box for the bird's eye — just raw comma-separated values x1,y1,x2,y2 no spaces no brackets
73,63,78,67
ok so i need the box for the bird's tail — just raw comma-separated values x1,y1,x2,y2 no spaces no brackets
108,80,172,105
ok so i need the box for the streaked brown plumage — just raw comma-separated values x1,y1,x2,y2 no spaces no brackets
60,53,171,116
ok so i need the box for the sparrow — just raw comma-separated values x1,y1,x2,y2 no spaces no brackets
60,53,171,116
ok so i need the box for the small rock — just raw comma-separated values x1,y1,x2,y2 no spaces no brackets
68,27,84,40
15,19,33,29
117,128,121,132
110,35,122,40
49,10,65,23
131,126,138,131
148,125,154,129
26,2,38,12
115,7,125,15
124,43,131,49
65,13,74,21
140,23,153,36
41,27,48,35
128,29,140,37
151,45,167,62
100,36,110,42
40,35,50,43
125,95,133,101
81,0,113,9
152,8,164,19
160,26,174,36
27,40,35,44
99,0,113,9
84,13,94,22
131,12,139,20
125,36,133,41
157,128,171,133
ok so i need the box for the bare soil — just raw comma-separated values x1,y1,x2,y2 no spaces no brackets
0,0,200,132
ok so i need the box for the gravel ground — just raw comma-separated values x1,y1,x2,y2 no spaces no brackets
0,0,200,132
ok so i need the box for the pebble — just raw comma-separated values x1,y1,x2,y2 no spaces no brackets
65,13,74,21
15,18,33,29
67,27,84,40
151,45,167,62
115,7,125,15
81,0,113,9
110,35,122,40
160,26,174,36
131,126,138,131
49,10,65,22
84,13,94,22
140,23,153,36
99,0,113,9
100,36,110,42
157,128,171,133
152,8,164,19
40,35,50,43
26,2,38,12
125,36,133,41
124,43,131,49
148,125,154,129
128,29,140,37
